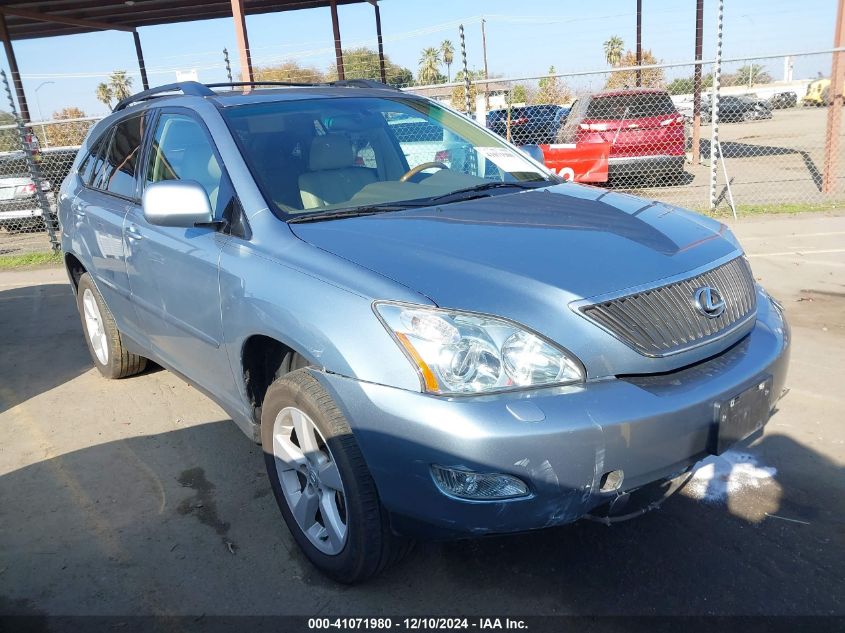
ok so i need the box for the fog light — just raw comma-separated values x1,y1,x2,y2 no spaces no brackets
431,465,529,500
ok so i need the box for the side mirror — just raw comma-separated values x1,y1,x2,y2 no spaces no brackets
142,180,213,228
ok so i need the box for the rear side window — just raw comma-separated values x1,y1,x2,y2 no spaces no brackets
93,115,146,198
586,93,677,119
79,134,109,186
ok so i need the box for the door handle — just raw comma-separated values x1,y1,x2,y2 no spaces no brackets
125,224,143,241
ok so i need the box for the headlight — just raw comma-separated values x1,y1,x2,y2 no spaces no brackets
374,302,584,395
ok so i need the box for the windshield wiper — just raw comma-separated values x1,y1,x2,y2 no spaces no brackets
423,180,552,204
287,203,413,224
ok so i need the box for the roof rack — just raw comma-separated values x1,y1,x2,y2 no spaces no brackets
113,78,400,112
113,81,213,112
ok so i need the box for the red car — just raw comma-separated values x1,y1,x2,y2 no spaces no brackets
560,88,686,181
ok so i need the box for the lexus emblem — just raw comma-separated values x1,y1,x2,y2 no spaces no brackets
694,286,726,318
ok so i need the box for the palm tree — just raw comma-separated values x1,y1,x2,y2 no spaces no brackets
418,47,441,85
95,82,113,108
108,71,133,102
603,36,624,66
440,40,455,82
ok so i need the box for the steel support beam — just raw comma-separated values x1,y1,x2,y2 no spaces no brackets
330,0,345,80
635,0,642,87
0,6,134,33
691,0,704,164
133,30,149,90
373,1,386,83
230,0,253,82
0,13,30,121
823,0,845,193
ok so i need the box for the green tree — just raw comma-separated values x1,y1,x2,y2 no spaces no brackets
727,63,772,87
418,47,442,85
324,47,413,88
255,60,325,83
108,71,133,102
95,82,113,109
535,66,571,104
450,69,485,110
604,50,665,89
603,36,625,66
440,40,455,82
666,73,714,95
509,84,528,104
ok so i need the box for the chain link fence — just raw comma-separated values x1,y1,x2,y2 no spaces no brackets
404,50,845,214
1,48,842,257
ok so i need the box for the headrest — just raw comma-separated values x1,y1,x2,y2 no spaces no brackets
309,134,354,170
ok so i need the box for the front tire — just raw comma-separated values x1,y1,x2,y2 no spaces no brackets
261,369,412,583
76,273,147,379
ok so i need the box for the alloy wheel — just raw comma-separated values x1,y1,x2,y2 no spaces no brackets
82,288,108,365
272,406,348,555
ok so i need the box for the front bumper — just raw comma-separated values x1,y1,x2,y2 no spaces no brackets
316,290,789,539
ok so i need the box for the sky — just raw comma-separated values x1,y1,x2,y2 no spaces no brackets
0,0,837,119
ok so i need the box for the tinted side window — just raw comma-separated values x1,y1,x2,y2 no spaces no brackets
145,113,223,211
93,115,146,198
80,133,110,186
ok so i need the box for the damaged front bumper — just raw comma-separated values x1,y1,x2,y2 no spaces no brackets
314,290,790,540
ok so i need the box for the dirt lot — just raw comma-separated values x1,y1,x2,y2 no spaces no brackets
0,212,843,618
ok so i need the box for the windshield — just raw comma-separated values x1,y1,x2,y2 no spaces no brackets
222,96,552,219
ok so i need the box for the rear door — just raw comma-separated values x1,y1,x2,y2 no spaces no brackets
74,115,148,339
125,109,235,393
583,93,684,157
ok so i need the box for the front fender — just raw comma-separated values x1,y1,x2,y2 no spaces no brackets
218,237,426,405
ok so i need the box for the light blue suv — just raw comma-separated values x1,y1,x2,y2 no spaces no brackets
59,80,790,583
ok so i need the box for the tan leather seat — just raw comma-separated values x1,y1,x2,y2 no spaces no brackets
299,134,377,209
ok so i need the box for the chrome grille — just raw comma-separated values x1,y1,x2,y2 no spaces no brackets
580,257,757,356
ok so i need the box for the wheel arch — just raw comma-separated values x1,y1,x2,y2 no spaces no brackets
64,252,87,292
241,333,313,422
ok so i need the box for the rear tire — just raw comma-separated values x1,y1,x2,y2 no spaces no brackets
261,369,412,583
76,273,147,379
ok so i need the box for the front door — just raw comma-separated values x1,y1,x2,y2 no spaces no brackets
124,110,233,394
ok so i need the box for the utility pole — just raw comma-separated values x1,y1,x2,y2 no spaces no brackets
822,0,845,193
691,0,704,164
635,0,642,87
481,18,490,111
223,48,233,83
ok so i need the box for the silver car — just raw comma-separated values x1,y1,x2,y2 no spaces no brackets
59,81,790,583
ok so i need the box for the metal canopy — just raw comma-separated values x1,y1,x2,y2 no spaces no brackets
0,0,369,41
0,0,384,123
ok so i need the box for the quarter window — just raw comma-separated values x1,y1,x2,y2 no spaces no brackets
92,115,146,198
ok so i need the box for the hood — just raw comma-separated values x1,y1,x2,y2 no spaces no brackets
290,184,743,376
291,183,738,306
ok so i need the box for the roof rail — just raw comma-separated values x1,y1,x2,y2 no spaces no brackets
112,78,401,112
328,79,399,90
113,81,214,112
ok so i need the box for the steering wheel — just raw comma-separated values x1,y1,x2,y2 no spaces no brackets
399,161,449,183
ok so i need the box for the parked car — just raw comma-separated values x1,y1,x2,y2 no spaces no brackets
0,167,53,231
559,88,686,181
60,80,790,583
700,95,773,123
801,78,830,106
768,91,797,109
486,104,569,145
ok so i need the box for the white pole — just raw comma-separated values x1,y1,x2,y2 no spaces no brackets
709,0,724,212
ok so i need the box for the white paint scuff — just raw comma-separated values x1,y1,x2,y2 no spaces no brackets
685,451,777,503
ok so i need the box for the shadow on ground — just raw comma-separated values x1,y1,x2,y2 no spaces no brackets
0,417,842,616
